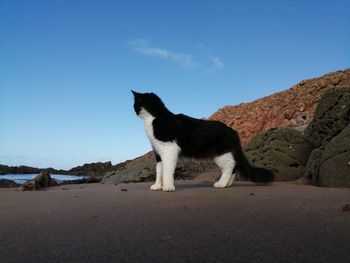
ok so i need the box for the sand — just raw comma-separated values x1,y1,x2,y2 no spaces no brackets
0,181,349,263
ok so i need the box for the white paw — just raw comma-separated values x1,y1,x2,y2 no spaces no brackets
213,181,228,189
162,185,175,192
150,184,163,191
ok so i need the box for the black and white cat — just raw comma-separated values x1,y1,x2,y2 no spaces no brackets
132,91,274,192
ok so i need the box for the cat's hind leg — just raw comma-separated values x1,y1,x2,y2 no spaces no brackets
213,152,236,188
227,173,236,186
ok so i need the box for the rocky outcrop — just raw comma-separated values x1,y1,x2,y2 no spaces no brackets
0,165,41,175
0,162,114,177
303,86,350,186
102,152,217,185
102,152,155,184
0,179,20,188
0,165,66,175
66,161,115,177
210,69,350,146
244,127,314,181
20,172,58,191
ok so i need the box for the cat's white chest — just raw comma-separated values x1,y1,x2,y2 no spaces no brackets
140,108,180,156
143,115,157,145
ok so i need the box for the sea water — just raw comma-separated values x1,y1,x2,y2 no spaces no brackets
0,174,87,185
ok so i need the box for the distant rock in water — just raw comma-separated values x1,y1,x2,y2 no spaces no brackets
0,164,66,175
0,179,20,188
0,165,41,175
0,161,116,177
20,172,58,191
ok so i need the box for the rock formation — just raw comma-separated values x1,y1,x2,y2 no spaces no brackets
318,125,350,187
244,127,314,181
103,152,155,184
102,152,217,184
303,86,350,186
0,164,66,175
0,165,41,175
210,69,350,146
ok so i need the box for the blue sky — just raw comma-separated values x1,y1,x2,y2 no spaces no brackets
1,0,349,169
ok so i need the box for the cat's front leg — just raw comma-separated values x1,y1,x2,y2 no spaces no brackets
160,144,180,192
150,161,163,191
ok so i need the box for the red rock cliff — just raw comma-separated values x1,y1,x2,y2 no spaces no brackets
209,69,350,145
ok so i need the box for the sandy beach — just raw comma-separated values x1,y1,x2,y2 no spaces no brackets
0,181,349,263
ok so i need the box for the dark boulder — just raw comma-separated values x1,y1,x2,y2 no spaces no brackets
244,127,314,181
21,172,58,191
34,172,58,189
303,86,350,186
318,125,350,187
304,86,350,148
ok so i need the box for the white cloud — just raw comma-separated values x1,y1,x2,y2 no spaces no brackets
129,39,199,69
129,39,224,72
209,55,224,69
197,42,224,70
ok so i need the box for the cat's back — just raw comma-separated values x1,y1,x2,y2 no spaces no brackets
173,113,239,158
175,113,231,131
152,113,236,143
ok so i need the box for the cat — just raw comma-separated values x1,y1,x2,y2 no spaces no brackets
132,90,274,192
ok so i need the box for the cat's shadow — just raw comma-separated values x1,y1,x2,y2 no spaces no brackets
174,181,270,190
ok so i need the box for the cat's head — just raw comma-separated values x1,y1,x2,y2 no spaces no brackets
132,90,167,118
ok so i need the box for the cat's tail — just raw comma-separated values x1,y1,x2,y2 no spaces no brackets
233,146,274,184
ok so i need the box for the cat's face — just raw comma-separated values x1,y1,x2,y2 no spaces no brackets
132,90,143,116
132,90,165,118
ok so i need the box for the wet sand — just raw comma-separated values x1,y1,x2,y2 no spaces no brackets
0,181,349,263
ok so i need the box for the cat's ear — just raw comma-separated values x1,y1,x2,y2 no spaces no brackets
131,90,142,99
131,90,141,99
